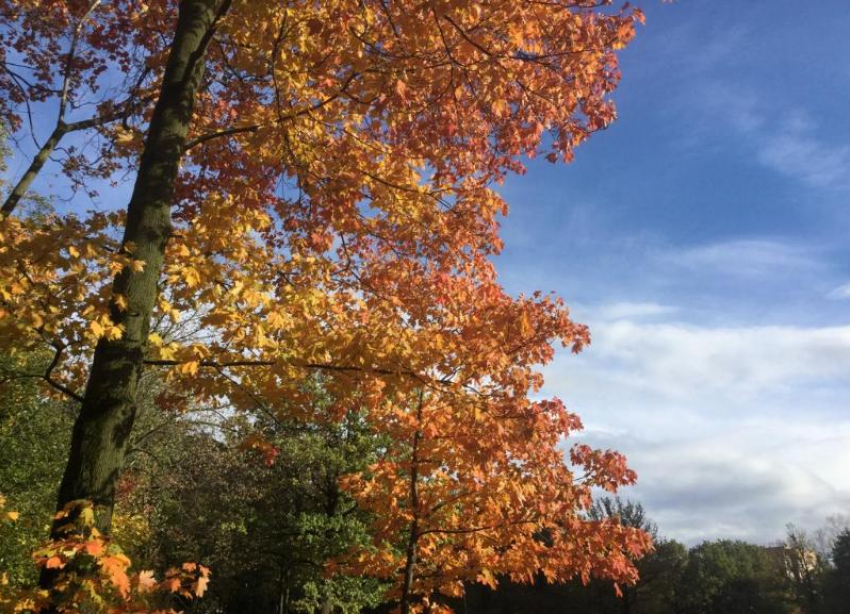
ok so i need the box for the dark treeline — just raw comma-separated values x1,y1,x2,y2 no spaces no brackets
458,505,850,614
2,367,848,614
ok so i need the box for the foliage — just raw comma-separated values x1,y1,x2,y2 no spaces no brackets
1,0,648,609
0,352,74,587
341,394,650,613
584,498,686,614
0,499,209,614
0,0,645,410
676,540,791,614
117,400,388,614
823,529,850,614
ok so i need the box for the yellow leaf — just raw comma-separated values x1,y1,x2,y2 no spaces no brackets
115,127,135,144
184,267,201,288
113,293,128,312
178,361,199,376
89,320,104,338
80,506,95,527
6,511,19,521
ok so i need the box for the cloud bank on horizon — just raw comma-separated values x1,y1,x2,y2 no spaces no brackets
495,1,850,545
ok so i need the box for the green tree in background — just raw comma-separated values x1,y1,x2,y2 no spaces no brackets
824,529,850,614
0,353,74,586
0,362,385,613
587,498,687,614
677,540,791,614
118,404,386,614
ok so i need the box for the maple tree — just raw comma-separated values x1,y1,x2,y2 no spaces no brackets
0,0,648,608
340,390,650,614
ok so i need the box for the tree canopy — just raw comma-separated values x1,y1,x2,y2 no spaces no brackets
0,1,650,612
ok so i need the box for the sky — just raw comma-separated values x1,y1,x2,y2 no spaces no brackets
494,0,850,545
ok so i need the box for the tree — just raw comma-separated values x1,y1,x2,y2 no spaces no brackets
587,498,688,614
823,529,850,614
785,525,826,614
633,539,687,614
677,541,792,614
342,395,649,613
0,352,73,587
120,403,388,614
1,0,645,602
814,515,850,564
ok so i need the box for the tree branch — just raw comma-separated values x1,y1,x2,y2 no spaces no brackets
0,98,149,219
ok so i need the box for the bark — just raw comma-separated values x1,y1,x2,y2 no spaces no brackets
47,0,228,539
400,515,419,614
0,124,67,218
400,395,424,614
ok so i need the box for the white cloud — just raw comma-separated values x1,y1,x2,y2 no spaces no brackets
584,321,850,399
546,316,850,544
625,436,850,545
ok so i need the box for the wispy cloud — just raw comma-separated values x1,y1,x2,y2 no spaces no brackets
595,301,678,321
692,80,765,135
662,239,821,279
828,282,850,300
757,117,850,191
665,21,850,193
689,80,850,191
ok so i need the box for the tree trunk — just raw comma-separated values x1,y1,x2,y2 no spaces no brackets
400,517,419,614
400,395,424,614
48,0,227,539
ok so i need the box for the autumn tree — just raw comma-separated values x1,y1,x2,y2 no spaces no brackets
785,525,826,614
0,0,646,604
342,390,650,614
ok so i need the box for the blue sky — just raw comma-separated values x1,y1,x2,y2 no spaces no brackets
495,0,850,544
